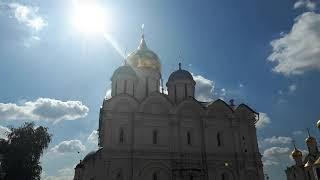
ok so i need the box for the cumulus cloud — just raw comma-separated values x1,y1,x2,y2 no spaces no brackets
293,130,303,135
0,125,11,140
105,89,112,99
294,0,317,11
193,74,215,102
87,130,98,144
51,140,86,153
268,12,320,75
8,3,47,31
256,112,271,129
0,98,89,123
289,84,297,93
263,146,290,158
42,168,74,180
263,159,279,166
264,136,292,144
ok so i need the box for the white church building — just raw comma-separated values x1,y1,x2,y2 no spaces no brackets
73,34,265,180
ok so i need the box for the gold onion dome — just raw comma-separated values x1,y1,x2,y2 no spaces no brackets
126,35,161,72
291,147,302,159
305,160,313,168
314,157,320,166
317,120,320,129
306,136,317,145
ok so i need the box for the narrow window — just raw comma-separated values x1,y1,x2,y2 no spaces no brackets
187,131,191,145
115,81,118,95
119,128,124,144
185,84,188,98
153,130,158,144
124,80,127,93
308,171,311,180
116,172,122,180
317,168,320,178
222,173,228,180
217,132,221,147
174,85,177,103
153,172,158,180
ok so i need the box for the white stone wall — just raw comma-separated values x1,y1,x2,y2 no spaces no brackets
73,94,264,180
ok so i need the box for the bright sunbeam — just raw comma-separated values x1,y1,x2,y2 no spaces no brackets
72,0,111,35
104,33,125,58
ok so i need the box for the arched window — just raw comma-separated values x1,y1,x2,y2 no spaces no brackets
187,131,192,145
152,172,158,180
217,132,222,147
119,128,124,144
221,173,228,180
153,130,158,144
116,171,122,180
308,171,312,180
316,168,320,178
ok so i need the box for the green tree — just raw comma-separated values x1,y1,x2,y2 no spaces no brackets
1,122,51,180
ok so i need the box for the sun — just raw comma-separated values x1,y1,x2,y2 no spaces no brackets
72,0,111,35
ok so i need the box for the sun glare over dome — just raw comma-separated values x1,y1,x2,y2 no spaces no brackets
72,0,111,35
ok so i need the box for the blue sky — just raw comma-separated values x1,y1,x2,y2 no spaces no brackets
0,0,320,179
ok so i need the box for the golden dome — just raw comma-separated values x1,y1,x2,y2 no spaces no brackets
314,157,320,166
305,136,317,145
291,147,302,159
305,160,313,168
317,120,320,129
126,35,161,72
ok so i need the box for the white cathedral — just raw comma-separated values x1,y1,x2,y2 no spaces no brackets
73,34,265,180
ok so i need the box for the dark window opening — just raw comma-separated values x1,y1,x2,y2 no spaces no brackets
187,131,191,145
185,84,188,98
317,168,320,178
153,130,158,144
124,80,127,93
222,173,228,180
119,128,124,144
217,132,222,147
153,172,158,180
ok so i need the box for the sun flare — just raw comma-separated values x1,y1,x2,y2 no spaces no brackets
72,0,111,35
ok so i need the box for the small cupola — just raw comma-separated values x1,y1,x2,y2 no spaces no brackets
111,63,138,97
166,63,195,103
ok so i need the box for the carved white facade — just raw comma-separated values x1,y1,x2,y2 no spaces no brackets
73,35,264,180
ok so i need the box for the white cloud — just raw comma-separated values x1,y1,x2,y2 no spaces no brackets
105,89,112,99
289,84,297,93
294,0,317,11
268,12,320,76
0,98,89,123
264,136,292,144
263,159,279,166
263,146,290,158
0,125,11,140
193,74,215,102
293,130,303,135
256,112,271,129
51,140,86,154
87,130,98,144
221,88,226,96
8,3,47,31
42,168,74,180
